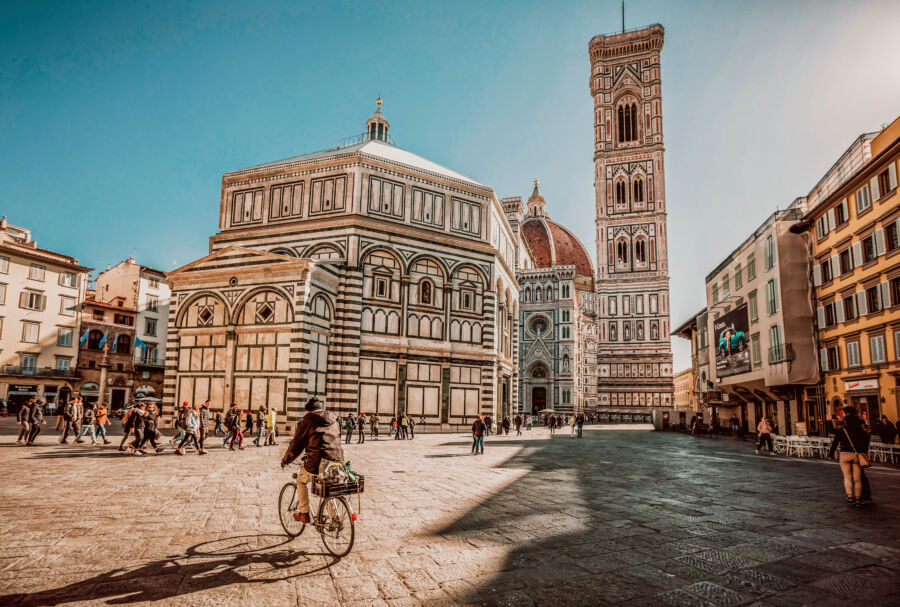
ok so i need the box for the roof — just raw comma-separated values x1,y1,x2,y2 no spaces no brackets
673,307,706,338
233,139,487,188
520,216,594,279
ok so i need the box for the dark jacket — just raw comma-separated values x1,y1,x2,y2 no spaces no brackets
17,403,31,424
199,406,211,431
472,420,485,437
226,409,241,431
29,404,43,425
283,410,344,474
828,416,871,458
82,407,95,425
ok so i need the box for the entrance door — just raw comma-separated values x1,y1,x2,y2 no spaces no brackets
110,389,126,410
532,387,546,415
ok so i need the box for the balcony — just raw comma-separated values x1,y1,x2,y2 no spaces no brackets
2,365,77,378
134,354,165,367
768,343,795,364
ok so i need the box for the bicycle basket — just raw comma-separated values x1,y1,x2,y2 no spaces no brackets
312,473,365,498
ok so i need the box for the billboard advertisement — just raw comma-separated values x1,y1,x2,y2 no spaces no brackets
714,304,751,378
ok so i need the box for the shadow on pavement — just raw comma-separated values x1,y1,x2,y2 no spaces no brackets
0,534,336,606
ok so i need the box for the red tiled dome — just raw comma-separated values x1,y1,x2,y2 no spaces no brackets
521,216,594,279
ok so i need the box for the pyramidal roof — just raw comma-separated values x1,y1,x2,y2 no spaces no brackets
233,139,487,188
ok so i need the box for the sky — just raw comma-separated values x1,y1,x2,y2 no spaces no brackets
2,0,900,372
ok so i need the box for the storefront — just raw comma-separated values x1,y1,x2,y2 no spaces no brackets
79,382,100,405
5,384,39,414
845,378,881,426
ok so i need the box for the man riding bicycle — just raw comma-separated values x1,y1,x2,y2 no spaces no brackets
280,397,345,523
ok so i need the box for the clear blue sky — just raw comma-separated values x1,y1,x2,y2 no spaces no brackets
3,0,899,371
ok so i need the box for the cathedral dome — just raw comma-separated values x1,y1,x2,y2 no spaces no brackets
520,180,594,280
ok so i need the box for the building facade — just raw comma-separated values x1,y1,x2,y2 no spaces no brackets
795,116,900,428
163,103,521,426
590,25,674,421
514,182,598,415
0,217,89,412
76,295,137,409
672,367,694,419
96,258,169,400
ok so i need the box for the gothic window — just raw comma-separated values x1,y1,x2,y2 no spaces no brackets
615,180,627,206
633,177,644,203
624,323,631,341
617,101,639,143
634,238,647,265
616,239,629,267
420,279,433,306
610,322,617,341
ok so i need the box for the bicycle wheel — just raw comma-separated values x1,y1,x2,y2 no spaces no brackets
278,482,306,538
317,496,355,558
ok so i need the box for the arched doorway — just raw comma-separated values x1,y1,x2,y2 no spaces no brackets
532,387,547,415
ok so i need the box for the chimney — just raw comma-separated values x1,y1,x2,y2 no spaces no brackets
127,257,136,264
0,216,6,228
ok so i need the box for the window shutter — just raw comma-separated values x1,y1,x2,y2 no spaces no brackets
875,228,886,256
816,305,825,328
870,176,880,201
882,280,891,309
852,241,863,268
19,292,26,308
819,348,828,372
826,208,835,232
857,290,868,316
39,294,47,311
830,254,839,278
813,264,822,286
890,163,898,191
841,198,849,220
836,299,845,323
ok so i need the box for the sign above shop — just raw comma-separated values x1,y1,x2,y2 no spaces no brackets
10,385,37,393
845,379,878,391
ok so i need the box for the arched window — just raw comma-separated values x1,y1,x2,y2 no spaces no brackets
635,239,646,265
115,334,131,355
420,280,432,305
633,177,644,203
615,181,627,206
616,240,629,266
624,323,631,341
610,323,617,341
617,101,639,143
532,365,547,378
87,329,103,350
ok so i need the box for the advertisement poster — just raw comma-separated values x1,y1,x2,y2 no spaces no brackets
714,304,751,378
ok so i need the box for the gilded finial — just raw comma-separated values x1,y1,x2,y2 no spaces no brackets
376,94,382,108
534,178,539,187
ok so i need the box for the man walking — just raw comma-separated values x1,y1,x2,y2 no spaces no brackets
26,398,45,446
370,413,379,440
514,413,522,436
755,416,776,455
16,399,32,444
399,414,409,439
265,406,277,446
344,414,355,444
408,415,415,439
75,404,97,444
213,410,224,436
576,412,584,438
502,416,510,435
254,405,267,446
357,412,366,443
197,400,210,454
471,415,485,455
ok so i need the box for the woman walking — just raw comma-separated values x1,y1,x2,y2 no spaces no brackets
471,415,485,455
227,404,244,450
75,404,97,444
94,403,111,444
133,403,164,454
827,406,872,507
175,406,201,455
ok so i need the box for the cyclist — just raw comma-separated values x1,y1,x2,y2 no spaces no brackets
280,397,345,523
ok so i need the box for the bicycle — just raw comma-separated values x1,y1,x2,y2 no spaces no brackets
278,461,362,558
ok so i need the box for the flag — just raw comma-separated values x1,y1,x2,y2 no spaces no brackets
134,336,147,350
98,332,108,350
79,330,89,346
112,333,119,351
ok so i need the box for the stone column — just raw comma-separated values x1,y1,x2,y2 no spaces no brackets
223,329,236,415
443,284,453,341
400,275,410,337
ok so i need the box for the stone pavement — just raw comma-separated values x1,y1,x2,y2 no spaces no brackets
1,420,899,606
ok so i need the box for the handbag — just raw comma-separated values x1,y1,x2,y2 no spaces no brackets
844,428,871,468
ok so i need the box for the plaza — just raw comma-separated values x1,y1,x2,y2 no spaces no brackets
1,423,899,606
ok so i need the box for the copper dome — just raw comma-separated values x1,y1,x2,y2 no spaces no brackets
519,180,594,279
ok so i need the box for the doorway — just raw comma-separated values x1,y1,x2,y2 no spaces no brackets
110,389,126,410
531,387,546,415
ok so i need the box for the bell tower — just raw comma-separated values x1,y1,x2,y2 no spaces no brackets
590,24,674,418
366,95,390,142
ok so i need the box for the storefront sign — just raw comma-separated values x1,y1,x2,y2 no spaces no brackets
845,379,879,391
714,305,751,378
9,385,37,393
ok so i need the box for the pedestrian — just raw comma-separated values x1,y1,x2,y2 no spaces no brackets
689,415,697,437
877,415,896,444
58,397,76,444
126,403,148,454
370,413,379,439
344,414,355,444
213,410,224,437
254,406,267,446
484,415,492,436
514,413,522,436
175,405,201,455
755,416,776,455
171,402,189,447
75,404,97,444
119,405,138,451
569,414,577,437
265,406,277,445
827,406,872,507
399,414,408,439
357,412,366,443
549,414,556,435
390,417,398,439
244,409,254,437
502,416,510,435
133,403,164,454
26,398,46,445
227,404,244,450
472,414,485,455
94,403,111,444
197,400,210,455
576,412,584,438
408,415,415,439
54,401,65,432
16,399,32,444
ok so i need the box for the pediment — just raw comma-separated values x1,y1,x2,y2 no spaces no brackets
169,246,309,278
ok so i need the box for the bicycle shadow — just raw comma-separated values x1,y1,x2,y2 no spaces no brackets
0,534,337,606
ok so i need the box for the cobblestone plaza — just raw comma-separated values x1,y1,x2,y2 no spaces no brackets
1,424,899,606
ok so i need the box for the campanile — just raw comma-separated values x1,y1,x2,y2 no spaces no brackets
590,25,674,418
